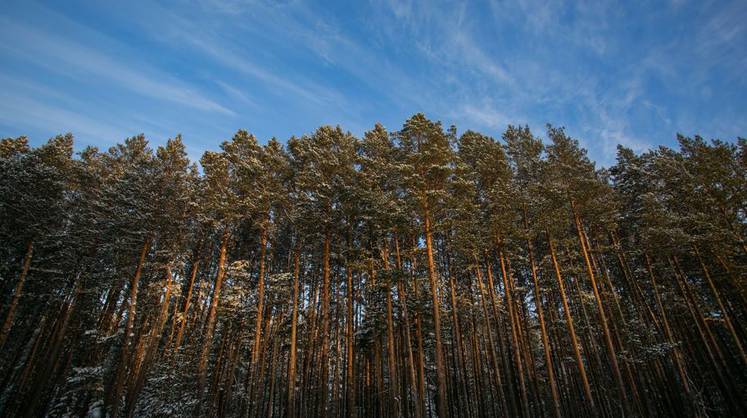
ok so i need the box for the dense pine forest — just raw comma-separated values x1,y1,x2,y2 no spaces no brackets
0,113,745,417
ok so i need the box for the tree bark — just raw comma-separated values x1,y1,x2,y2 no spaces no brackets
287,243,301,418
0,239,34,349
423,204,448,418
571,202,628,409
197,227,230,395
523,209,561,418
108,237,150,418
547,230,595,410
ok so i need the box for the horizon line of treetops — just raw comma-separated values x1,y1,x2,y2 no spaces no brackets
0,113,745,417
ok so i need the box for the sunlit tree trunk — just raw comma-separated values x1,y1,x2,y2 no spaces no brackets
547,230,595,410
571,202,628,410
523,209,561,418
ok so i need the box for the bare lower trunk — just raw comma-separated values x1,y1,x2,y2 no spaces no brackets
197,227,230,395
108,238,150,418
287,244,301,418
0,240,34,349
423,206,448,418
572,202,627,408
523,209,561,418
547,230,595,410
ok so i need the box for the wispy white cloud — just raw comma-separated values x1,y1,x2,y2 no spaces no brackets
215,80,259,109
0,17,234,116
0,92,129,146
1,0,743,166
451,103,512,132
0,71,183,147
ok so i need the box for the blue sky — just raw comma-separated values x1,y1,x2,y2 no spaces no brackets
1,0,745,166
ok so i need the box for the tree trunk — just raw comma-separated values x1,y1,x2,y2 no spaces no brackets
474,259,508,416
523,209,561,418
0,239,34,349
346,260,356,418
381,244,400,418
571,202,628,409
197,227,230,395
252,225,269,363
287,243,301,418
173,247,202,352
423,204,448,418
108,237,150,418
496,242,530,418
547,230,595,410
319,232,331,416
394,236,421,418
645,253,690,395
126,265,174,417
693,244,747,366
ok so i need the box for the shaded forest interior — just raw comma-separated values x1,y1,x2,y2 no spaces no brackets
0,113,745,417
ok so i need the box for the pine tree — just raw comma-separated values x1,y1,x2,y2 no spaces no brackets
1,118,745,417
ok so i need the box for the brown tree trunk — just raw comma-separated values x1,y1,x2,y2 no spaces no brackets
126,265,174,417
474,259,509,416
496,243,530,418
0,239,34,349
381,244,400,418
346,260,356,418
547,230,595,410
645,253,690,395
423,205,448,418
693,244,747,366
669,256,743,413
287,243,301,418
410,240,427,418
197,227,230,395
173,248,202,352
108,237,150,418
394,236,421,418
252,225,269,364
523,209,561,418
571,202,628,409
319,233,331,416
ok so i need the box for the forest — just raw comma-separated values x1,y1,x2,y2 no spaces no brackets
0,113,745,417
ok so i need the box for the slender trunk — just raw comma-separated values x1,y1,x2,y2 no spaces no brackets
173,249,202,352
670,256,743,414
571,202,627,408
197,227,230,395
496,243,530,418
126,265,173,417
381,244,400,418
423,204,448,418
693,244,747,366
522,209,561,418
484,256,515,416
547,230,595,410
0,239,34,349
346,260,356,418
108,237,150,418
474,259,508,416
394,236,420,418
287,244,301,418
319,233,331,416
252,226,269,363
645,253,690,395
446,256,470,418
410,241,427,418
